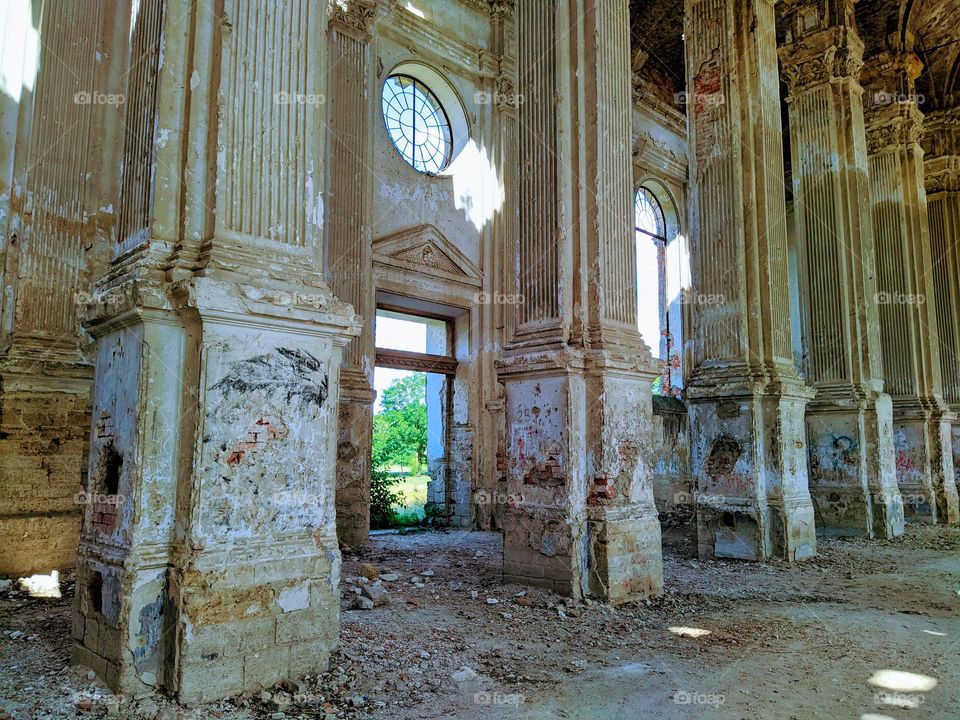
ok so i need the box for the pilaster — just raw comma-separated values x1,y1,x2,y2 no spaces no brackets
684,0,817,560
778,2,904,539
924,107,960,506
72,0,360,703
498,0,662,603
863,52,960,524
325,0,382,547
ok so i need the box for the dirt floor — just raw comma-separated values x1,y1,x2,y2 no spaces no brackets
1,520,958,719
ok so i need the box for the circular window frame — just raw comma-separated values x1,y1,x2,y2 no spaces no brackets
381,62,470,177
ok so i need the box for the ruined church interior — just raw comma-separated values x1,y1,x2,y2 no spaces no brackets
1,0,960,717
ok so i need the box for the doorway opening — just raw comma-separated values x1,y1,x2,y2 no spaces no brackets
372,308,457,530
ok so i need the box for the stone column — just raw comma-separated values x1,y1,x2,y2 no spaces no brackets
498,0,662,604
73,0,358,702
325,0,379,547
683,0,816,561
924,108,960,503
778,2,904,539
0,1,118,575
862,52,960,524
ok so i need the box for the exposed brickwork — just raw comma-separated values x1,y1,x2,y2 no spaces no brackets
0,388,89,576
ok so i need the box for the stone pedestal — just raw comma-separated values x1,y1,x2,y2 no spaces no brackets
863,52,960,524
778,6,903,538
683,0,817,559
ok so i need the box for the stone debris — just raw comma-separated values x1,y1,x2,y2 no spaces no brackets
360,584,389,607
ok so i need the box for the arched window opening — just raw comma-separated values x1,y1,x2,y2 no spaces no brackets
635,183,685,397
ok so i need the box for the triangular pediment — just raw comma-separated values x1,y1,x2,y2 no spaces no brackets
373,224,481,285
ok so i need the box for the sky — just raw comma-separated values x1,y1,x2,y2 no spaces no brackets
373,315,427,412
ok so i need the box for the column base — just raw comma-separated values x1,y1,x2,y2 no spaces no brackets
805,391,904,539
687,368,817,561
497,345,664,603
72,275,358,702
893,406,959,524
171,537,340,704
586,504,662,603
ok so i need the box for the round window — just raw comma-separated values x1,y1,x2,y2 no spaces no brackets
381,74,453,174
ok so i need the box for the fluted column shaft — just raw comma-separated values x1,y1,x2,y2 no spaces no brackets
863,52,960,524
683,0,816,561
778,4,903,539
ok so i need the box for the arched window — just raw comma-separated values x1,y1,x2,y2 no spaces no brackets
635,183,685,396
381,74,453,174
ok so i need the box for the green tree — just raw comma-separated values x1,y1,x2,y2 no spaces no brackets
372,373,427,471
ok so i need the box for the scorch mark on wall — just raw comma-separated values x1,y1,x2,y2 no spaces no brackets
212,347,329,411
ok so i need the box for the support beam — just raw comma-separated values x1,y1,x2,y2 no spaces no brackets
683,0,817,561
778,1,904,539
498,0,662,603
862,52,960,524
73,0,358,702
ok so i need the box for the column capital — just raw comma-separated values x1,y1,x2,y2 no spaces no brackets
923,107,960,159
925,155,960,195
864,101,925,154
327,0,382,41
779,25,864,98
487,0,515,20
861,49,924,106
